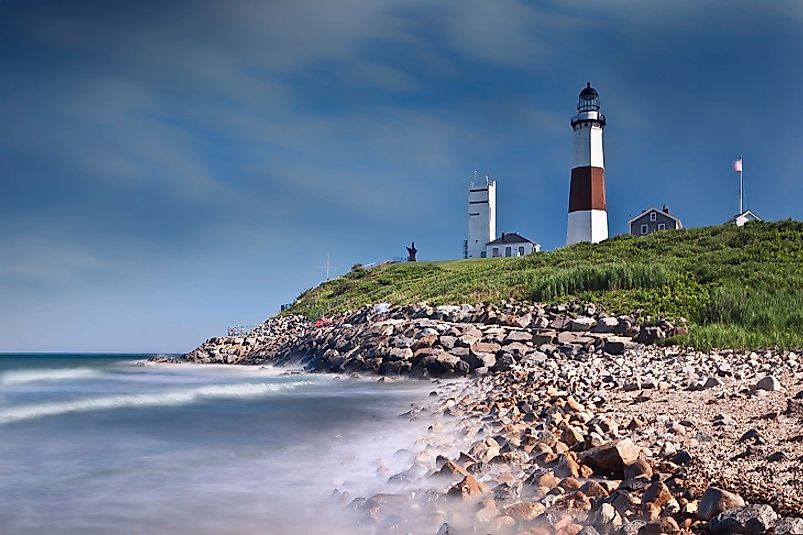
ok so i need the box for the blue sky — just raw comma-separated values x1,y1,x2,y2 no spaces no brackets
2,1,802,352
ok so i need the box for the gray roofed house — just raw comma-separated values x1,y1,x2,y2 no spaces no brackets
628,206,683,236
485,232,541,258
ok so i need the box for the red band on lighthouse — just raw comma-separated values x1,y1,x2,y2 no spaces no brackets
569,167,606,212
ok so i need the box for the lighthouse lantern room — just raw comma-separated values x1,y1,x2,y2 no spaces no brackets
566,82,609,245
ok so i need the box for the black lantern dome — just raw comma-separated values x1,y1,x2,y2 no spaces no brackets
577,82,600,112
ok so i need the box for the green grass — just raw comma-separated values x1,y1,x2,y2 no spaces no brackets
289,220,803,350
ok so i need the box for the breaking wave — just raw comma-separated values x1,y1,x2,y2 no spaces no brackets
0,381,314,425
1,368,101,386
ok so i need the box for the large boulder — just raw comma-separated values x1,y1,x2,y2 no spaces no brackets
697,486,746,521
709,503,778,534
581,438,641,476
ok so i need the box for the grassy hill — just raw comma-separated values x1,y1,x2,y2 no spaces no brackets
289,220,803,350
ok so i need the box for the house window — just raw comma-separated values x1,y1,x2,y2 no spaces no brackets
505,247,512,257
480,251,486,258
650,212,657,222
657,223,666,231
640,224,648,235
492,247,499,257
518,246,525,256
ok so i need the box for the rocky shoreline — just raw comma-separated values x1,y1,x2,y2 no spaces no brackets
160,302,803,533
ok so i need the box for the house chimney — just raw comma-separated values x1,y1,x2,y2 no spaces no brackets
662,205,669,214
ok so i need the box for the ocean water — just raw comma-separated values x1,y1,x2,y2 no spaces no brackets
0,355,433,534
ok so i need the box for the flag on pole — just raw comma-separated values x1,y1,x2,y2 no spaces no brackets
733,157,743,173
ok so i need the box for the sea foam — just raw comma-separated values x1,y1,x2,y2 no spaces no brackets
0,380,314,424
0,367,101,386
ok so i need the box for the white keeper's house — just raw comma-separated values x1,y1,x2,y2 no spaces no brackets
727,210,762,227
486,232,541,258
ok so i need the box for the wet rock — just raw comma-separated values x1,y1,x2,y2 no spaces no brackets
434,460,469,480
697,486,746,521
447,474,487,499
504,501,546,522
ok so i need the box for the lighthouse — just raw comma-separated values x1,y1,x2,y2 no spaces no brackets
566,82,608,245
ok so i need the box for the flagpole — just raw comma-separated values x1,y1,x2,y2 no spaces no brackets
739,154,743,214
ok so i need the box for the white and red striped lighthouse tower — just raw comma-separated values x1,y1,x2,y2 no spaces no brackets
566,82,608,245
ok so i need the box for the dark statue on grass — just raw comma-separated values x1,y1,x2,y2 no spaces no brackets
406,242,417,262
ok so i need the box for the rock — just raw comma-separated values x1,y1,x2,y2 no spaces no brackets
620,521,647,535
570,317,597,331
434,460,469,480
589,502,623,531
635,326,665,345
775,517,803,535
592,316,620,333
709,503,778,534
505,330,533,343
581,438,641,476
670,450,693,465
579,480,608,498
704,376,724,388
642,481,673,507
470,341,501,355
697,486,745,521
638,518,680,534
603,340,626,355
526,469,560,489
447,474,487,499
755,375,783,392
504,501,545,522
623,458,653,479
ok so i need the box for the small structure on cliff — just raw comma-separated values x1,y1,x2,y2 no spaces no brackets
486,232,541,257
629,206,683,236
406,241,418,262
465,175,497,259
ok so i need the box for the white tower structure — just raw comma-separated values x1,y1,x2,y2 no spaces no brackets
466,176,496,259
567,82,608,245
